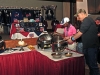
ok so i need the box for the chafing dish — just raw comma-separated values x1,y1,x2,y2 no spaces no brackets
37,32,68,51
37,33,52,49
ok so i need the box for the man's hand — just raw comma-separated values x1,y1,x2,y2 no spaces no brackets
67,38,73,44
67,31,83,44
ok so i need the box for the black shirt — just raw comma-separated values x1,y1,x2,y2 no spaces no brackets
76,36,82,43
98,25,100,33
76,21,82,43
79,17,99,49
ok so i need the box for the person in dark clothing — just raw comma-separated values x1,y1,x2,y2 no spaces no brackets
67,9,100,75
95,17,100,38
95,16,100,64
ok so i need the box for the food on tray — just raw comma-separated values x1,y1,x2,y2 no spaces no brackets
27,45,35,50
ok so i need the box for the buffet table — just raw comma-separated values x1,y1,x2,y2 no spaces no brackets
0,46,85,75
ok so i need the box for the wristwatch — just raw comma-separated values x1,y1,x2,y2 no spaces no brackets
71,36,75,41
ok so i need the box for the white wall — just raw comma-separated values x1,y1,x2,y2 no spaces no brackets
76,0,88,14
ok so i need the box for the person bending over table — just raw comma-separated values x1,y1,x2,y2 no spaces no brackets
66,9,100,75
61,17,77,50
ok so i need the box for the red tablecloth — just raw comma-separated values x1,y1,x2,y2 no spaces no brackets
10,23,17,37
10,23,29,38
0,50,85,75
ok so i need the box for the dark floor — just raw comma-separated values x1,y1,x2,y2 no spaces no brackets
0,33,100,75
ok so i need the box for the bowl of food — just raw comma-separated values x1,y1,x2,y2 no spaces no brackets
51,52,62,59
65,52,73,57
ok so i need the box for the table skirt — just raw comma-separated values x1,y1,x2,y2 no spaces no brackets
0,50,85,75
